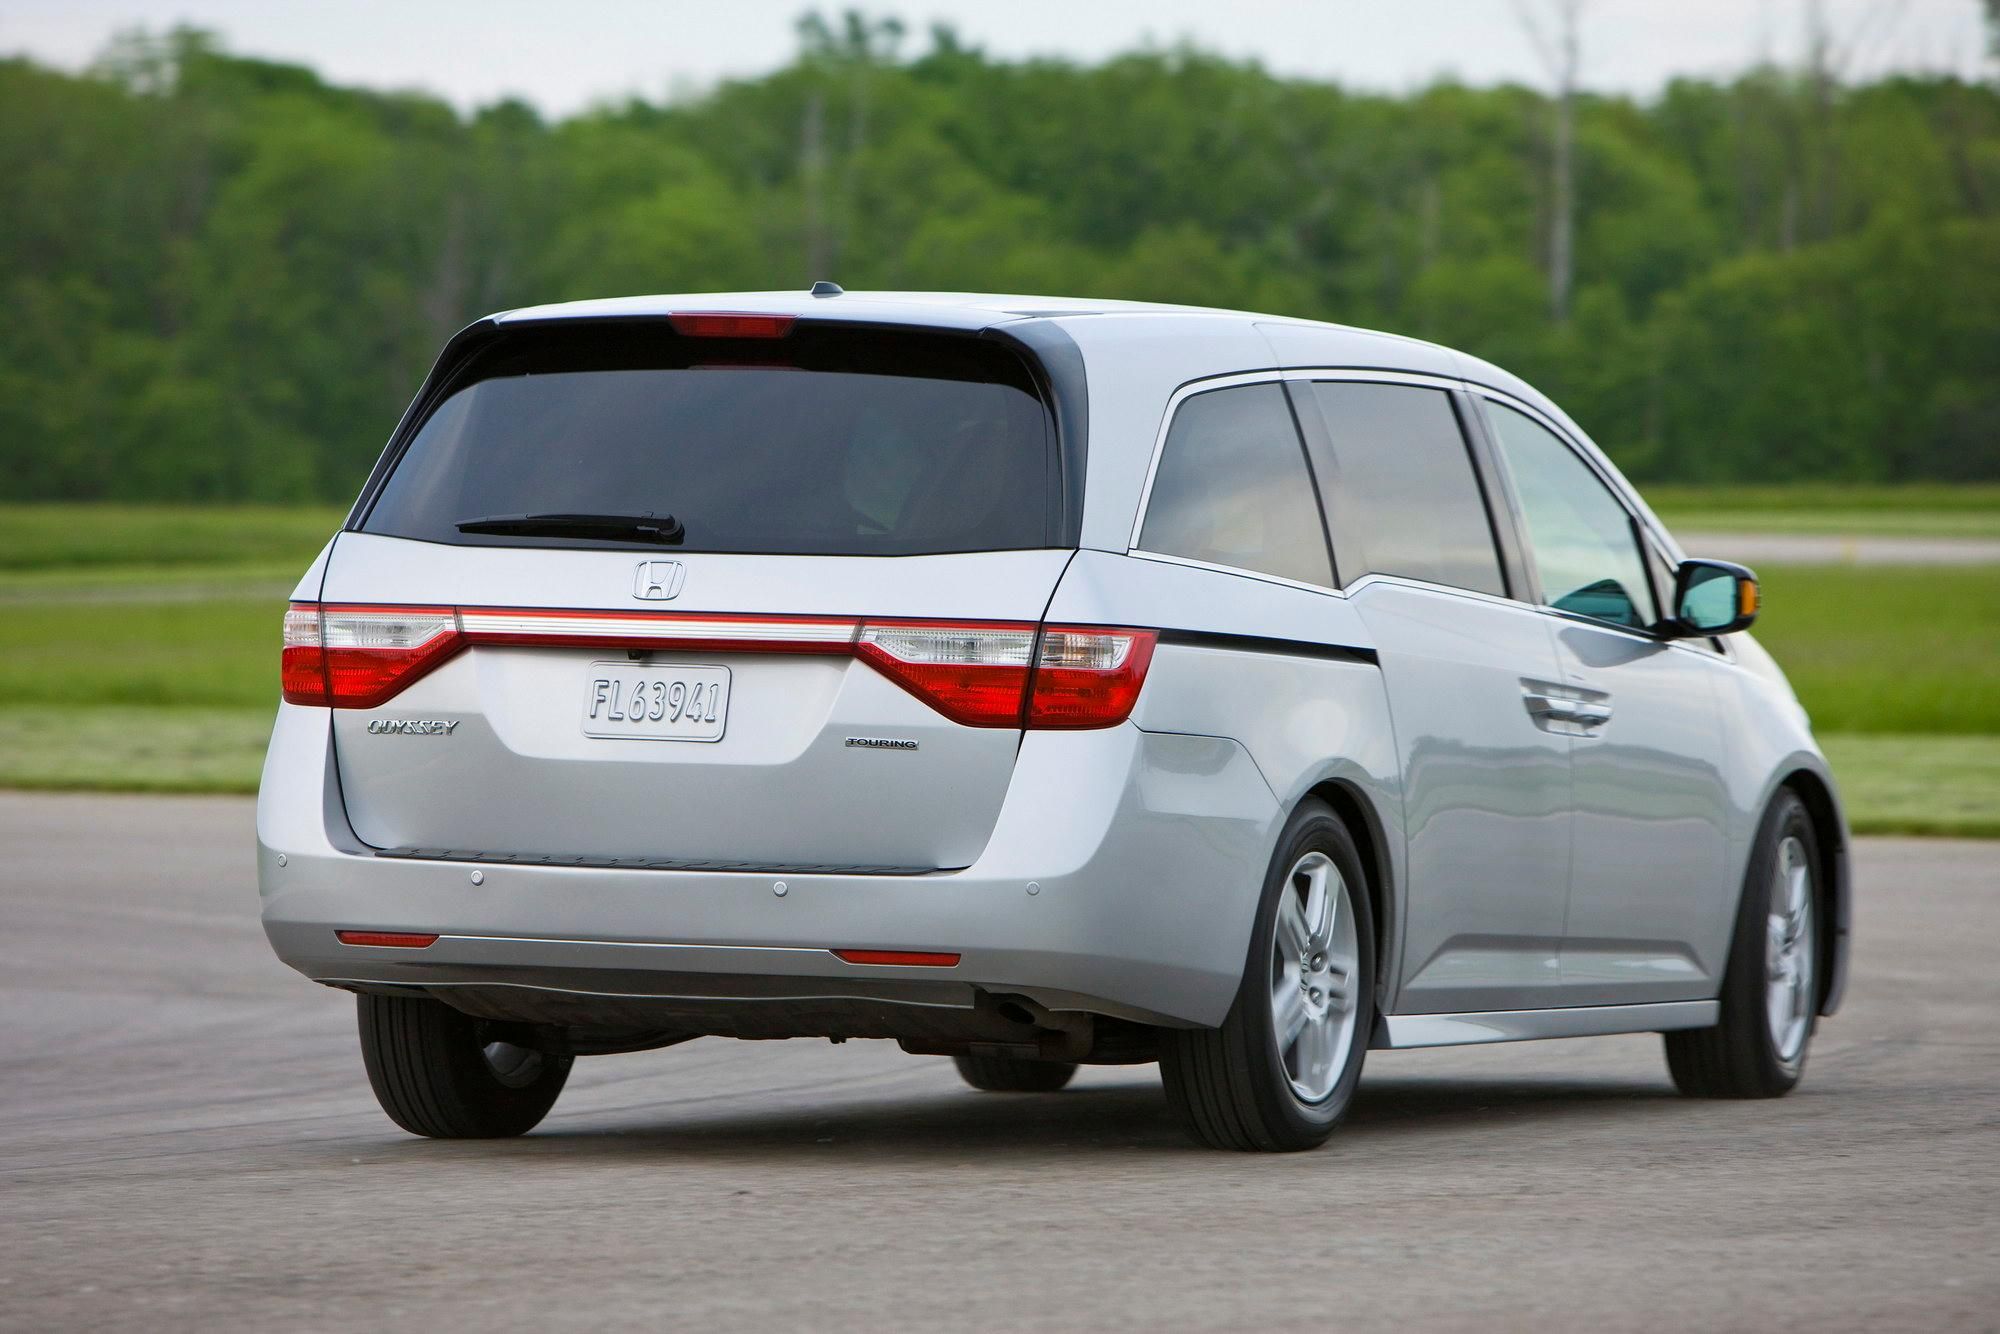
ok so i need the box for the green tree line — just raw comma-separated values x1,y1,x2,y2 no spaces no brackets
2,17,1997,502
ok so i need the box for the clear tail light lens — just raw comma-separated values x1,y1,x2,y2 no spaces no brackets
281,603,462,708
856,620,1039,727
280,604,328,704
1027,626,1158,728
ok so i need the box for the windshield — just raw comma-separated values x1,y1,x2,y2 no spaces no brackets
360,325,1058,556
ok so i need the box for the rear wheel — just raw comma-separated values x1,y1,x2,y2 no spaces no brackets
1160,800,1375,1151
357,994,572,1138
1665,790,1820,1098
952,1053,1078,1092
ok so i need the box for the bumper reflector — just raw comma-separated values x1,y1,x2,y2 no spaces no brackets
831,949,961,967
335,930,440,948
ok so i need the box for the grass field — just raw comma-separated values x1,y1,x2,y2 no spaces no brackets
1,500,1995,835
1647,483,2000,538
1751,565,2000,734
0,504,348,571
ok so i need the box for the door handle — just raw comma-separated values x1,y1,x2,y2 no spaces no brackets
1521,680,1613,734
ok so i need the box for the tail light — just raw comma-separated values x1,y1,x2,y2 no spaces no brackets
280,605,329,703
1027,626,1157,728
855,622,1156,728
856,621,1039,727
281,605,1156,728
282,603,461,708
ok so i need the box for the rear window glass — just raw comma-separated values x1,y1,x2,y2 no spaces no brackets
361,325,1057,556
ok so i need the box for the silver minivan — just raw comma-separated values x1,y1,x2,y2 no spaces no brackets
258,290,1849,1151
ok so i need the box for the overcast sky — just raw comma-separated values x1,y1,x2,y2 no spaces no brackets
2,0,1990,116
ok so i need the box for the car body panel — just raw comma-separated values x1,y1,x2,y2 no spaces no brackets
1548,620,1735,1002
1345,579,1574,1013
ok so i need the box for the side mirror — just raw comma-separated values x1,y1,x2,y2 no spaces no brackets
1668,558,1760,637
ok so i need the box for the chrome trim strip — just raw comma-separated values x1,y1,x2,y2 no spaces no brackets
1278,367,1466,389
1377,1000,1718,1049
457,609,859,645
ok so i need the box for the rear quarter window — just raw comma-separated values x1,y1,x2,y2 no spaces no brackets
1136,383,1333,587
360,324,1058,557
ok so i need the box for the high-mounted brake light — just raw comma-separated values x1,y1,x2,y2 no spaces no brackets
280,605,1156,728
667,312,796,339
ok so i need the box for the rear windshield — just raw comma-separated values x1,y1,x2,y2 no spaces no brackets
360,324,1058,556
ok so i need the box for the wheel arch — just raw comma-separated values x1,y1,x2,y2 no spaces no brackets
1302,778,1395,1016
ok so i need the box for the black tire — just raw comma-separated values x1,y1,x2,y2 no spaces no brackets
1665,790,1821,1098
952,1053,1078,1092
357,994,573,1138
1159,799,1376,1151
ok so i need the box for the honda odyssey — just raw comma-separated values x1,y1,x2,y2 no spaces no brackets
258,289,1849,1151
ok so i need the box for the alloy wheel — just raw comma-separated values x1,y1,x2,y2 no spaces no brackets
1269,850,1361,1103
1765,834,1816,1065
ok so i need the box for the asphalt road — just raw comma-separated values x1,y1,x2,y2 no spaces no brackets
2,792,1996,1333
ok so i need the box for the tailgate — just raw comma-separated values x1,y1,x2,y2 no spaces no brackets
321,535,1073,870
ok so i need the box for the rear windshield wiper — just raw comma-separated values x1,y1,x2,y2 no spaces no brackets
455,512,686,545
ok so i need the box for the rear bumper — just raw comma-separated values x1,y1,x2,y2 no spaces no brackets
257,703,1280,1029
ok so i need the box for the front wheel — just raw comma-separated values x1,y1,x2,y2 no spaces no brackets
1664,790,1821,1098
357,994,573,1138
1160,800,1376,1151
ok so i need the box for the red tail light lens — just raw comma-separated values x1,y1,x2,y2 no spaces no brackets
668,312,796,339
281,603,461,708
1027,626,1158,728
856,620,1038,727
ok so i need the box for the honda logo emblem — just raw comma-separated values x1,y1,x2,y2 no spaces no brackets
633,560,686,601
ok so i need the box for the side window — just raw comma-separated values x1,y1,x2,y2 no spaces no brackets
1304,381,1507,598
1485,402,1657,630
1138,383,1333,586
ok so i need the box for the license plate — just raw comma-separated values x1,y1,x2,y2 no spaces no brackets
582,663,730,742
